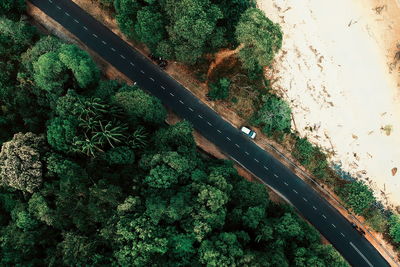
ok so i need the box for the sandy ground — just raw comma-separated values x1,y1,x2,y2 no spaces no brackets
258,0,400,209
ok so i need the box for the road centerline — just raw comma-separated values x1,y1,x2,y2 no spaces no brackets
350,242,373,267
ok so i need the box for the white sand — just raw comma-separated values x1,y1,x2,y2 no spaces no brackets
258,0,400,208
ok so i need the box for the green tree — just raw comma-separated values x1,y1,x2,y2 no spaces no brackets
293,137,315,166
0,0,25,18
114,0,141,40
199,232,243,267
389,214,400,243
340,181,375,215
58,232,97,266
252,94,291,136
47,117,78,152
113,89,166,125
58,44,100,88
33,44,99,94
105,146,135,165
156,0,226,63
236,8,282,70
144,165,179,189
33,51,68,93
208,78,230,100
0,17,36,48
21,36,63,75
135,7,166,51
154,121,195,152
215,0,256,45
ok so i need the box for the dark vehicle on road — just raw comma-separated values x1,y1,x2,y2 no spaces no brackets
149,54,167,69
352,223,366,235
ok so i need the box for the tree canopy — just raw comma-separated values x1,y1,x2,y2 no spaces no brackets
0,9,348,267
113,0,256,64
252,94,291,136
236,8,282,71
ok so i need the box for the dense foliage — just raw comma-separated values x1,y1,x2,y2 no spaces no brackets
236,8,283,72
111,0,259,64
207,77,230,101
0,14,348,266
252,94,291,137
389,215,400,244
339,181,375,215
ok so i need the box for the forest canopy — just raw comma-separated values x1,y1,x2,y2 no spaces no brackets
0,6,347,267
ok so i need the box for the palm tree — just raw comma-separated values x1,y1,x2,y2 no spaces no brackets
128,126,148,149
73,134,103,157
92,120,127,148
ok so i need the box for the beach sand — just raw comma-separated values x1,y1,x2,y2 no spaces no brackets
257,0,400,209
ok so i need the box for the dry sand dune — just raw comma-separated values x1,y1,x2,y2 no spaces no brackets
258,0,400,209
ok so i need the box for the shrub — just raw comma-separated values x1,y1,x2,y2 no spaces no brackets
339,181,375,215
251,94,291,136
293,137,315,166
389,214,400,243
364,208,387,233
207,78,230,101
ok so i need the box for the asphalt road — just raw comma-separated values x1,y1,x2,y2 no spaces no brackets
30,1,390,266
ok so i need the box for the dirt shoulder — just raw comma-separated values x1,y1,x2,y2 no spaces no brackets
26,1,399,265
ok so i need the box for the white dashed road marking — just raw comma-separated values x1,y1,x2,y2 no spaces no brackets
331,223,336,228
83,26,88,31
92,34,98,38
254,158,259,163
207,122,212,126
161,86,165,90
226,137,231,141
293,189,299,194
149,77,155,82
188,107,194,112
130,62,135,67
263,166,269,170
341,232,345,237
102,40,107,45
235,144,240,148
322,214,327,219
120,54,126,59
111,48,116,52
65,12,70,16
313,206,317,210
217,129,222,134
245,152,250,156
274,174,279,178
57,5,61,10
169,93,175,97
284,182,289,186
349,242,373,267
140,70,145,74
179,100,184,104
74,19,79,24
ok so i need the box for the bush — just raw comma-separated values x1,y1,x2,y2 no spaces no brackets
251,94,291,136
293,137,315,166
207,78,230,101
389,214,400,243
364,208,387,233
339,181,375,215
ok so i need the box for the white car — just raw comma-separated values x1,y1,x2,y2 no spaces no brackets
240,126,256,139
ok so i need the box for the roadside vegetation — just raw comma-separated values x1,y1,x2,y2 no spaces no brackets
98,0,400,260
0,3,350,266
